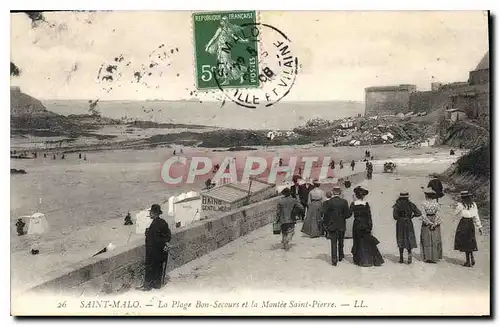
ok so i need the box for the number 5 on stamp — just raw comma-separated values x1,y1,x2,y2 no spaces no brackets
193,11,260,90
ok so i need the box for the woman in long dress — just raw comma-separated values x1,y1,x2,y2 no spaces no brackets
393,192,421,264
301,180,324,238
454,191,483,267
420,188,443,263
350,186,384,267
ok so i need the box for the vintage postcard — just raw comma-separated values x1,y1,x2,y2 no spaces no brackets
10,10,490,316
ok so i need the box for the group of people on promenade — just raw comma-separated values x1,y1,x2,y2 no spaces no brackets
275,176,484,268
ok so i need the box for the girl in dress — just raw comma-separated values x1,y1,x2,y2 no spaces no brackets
350,186,384,267
392,192,422,264
420,188,443,263
454,191,483,267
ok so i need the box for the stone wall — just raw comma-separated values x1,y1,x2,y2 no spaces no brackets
26,196,282,296
409,89,453,113
364,85,416,116
26,173,366,297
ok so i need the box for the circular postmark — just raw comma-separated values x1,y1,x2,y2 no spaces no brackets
212,22,299,109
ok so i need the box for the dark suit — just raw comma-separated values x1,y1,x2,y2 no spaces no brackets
290,184,310,220
144,218,171,289
321,196,352,264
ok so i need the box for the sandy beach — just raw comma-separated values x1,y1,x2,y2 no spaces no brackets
10,143,464,293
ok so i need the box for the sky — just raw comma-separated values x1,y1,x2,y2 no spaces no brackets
10,11,489,102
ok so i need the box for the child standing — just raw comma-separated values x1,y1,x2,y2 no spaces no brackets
454,191,483,267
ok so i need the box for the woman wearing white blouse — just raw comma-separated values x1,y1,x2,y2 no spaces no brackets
454,191,483,267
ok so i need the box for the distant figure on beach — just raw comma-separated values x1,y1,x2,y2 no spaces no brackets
350,160,355,171
15,218,26,236
420,187,443,263
330,159,335,170
279,158,283,167
173,150,176,155
276,188,303,251
79,153,82,159
52,154,56,160
138,204,171,291
33,152,37,158
180,148,183,154
84,154,87,161
43,153,47,158
450,149,455,156
393,192,422,264
339,160,343,169
366,162,373,180
454,191,483,267
427,175,444,202
61,154,65,160
350,186,384,267
124,212,133,225
301,180,324,238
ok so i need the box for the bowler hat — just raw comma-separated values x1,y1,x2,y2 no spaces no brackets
399,191,409,198
149,204,163,215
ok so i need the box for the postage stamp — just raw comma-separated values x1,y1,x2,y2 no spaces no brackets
193,11,260,90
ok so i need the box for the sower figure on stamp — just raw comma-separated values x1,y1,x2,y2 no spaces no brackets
276,188,302,251
138,204,172,291
393,192,421,264
321,186,351,266
205,16,249,86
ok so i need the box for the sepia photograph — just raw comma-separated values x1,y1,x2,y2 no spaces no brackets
8,8,491,316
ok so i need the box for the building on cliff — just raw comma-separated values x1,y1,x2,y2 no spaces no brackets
364,51,490,124
364,84,416,116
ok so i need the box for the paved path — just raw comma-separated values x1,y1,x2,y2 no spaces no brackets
127,169,490,315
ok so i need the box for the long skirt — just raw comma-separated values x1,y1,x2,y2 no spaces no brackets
351,229,384,267
396,219,417,249
454,218,478,252
301,201,323,237
420,223,443,261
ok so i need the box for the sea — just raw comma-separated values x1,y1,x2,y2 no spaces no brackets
42,100,365,130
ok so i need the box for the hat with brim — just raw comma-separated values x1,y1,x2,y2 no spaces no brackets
399,191,409,198
332,186,342,193
313,179,321,186
149,204,163,215
354,186,369,197
460,191,472,197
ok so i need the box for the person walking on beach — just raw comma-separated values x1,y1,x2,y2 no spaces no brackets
138,204,172,291
276,188,303,251
301,180,325,238
350,186,384,267
420,187,443,263
393,192,422,264
15,218,26,236
321,187,351,265
350,160,356,171
427,175,444,202
454,191,483,267
366,162,373,180
339,160,344,169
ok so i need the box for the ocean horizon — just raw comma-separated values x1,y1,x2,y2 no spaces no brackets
42,99,365,130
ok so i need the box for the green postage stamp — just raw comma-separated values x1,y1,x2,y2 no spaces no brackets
193,11,260,90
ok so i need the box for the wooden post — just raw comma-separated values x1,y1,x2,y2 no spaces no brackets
246,177,253,205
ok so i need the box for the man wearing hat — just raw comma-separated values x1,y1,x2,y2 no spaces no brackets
321,186,351,265
138,204,172,291
427,175,444,202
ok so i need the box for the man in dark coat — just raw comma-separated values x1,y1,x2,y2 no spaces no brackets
427,175,444,202
350,160,356,171
138,204,172,291
321,187,351,265
291,178,309,220
276,188,303,250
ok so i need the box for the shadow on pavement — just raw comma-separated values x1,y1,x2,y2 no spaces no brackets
444,255,464,266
